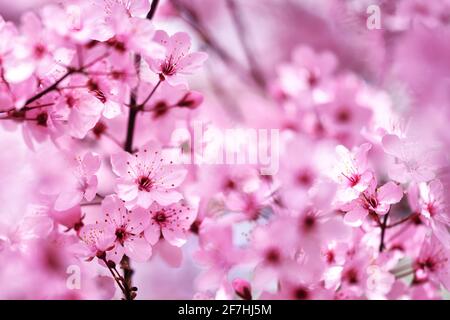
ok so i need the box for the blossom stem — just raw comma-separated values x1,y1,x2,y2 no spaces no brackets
0,52,109,114
138,79,163,109
386,213,416,229
379,212,389,252
120,0,161,300
100,256,132,300
25,70,75,106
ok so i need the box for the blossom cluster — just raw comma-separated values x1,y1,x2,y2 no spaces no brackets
0,0,449,300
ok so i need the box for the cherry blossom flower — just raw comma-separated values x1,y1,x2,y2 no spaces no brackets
418,179,450,247
89,195,152,263
56,90,104,139
147,30,208,86
0,214,53,252
316,76,372,145
194,222,246,291
111,142,187,208
342,180,404,227
54,152,101,211
75,223,115,260
144,200,196,247
276,45,337,103
382,134,445,183
414,236,450,290
331,143,375,204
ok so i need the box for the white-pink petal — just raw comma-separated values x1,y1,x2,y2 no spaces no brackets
377,182,403,204
144,222,161,245
124,236,152,262
344,207,368,227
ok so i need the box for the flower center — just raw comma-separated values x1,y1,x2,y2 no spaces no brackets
34,44,46,59
296,170,313,187
307,70,319,87
367,196,378,209
161,56,177,76
224,179,237,191
36,112,48,127
115,227,127,244
419,257,437,272
336,107,351,123
93,121,107,138
137,176,153,192
293,286,310,300
154,211,167,223
265,248,281,265
107,37,126,53
342,173,360,187
427,203,437,217
66,95,77,108
344,268,359,284
302,214,316,232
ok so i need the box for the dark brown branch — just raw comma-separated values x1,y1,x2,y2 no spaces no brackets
147,0,160,19
25,70,75,106
120,0,161,300
379,212,389,252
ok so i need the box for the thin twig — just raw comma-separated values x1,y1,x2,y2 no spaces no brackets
119,0,161,300
386,213,416,229
379,212,389,252
138,79,163,108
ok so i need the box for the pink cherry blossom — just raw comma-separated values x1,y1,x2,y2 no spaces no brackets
331,143,375,204
418,179,450,247
111,142,187,208
147,30,208,86
382,134,445,183
276,45,337,103
414,236,450,290
75,223,115,260
54,152,101,211
144,200,196,247
91,195,151,263
56,90,104,139
342,180,404,227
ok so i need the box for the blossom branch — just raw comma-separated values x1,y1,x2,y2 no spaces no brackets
99,256,135,300
386,213,417,229
379,212,389,252
0,51,110,115
120,0,161,300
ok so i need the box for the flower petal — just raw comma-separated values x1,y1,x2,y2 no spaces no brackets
378,182,403,204
344,207,368,227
